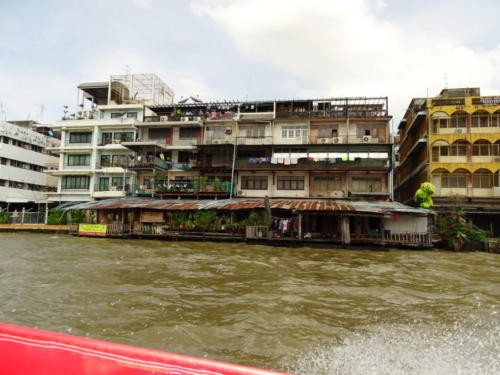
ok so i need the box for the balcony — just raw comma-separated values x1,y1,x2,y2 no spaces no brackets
311,135,389,144
238,112,275,121
144,115,203,124
235,157,389,170
93,184,131,198
125,157,171,170
134,179,234,198
236,136,273,145
276,109,389,119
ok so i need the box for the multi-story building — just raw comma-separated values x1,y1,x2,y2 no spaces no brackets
46,73,174,202
395,88,500,235
0,121,59,209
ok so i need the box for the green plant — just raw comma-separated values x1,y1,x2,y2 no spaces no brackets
193,210,217,230
47,209,68,225
167,211,190,228
414,182,435,208
213,177,222,191
0,211,10,224
436,208,488,251
244,211,268,226
69,210,85,223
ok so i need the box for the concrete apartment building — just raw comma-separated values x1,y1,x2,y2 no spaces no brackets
47,73,434,247
45,73,174,202
395,88,500,236
0,121,59,209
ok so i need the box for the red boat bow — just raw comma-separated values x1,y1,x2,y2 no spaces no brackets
0,323,290,375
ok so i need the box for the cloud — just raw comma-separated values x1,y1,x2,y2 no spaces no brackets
191,0,500,125
131,0,152,9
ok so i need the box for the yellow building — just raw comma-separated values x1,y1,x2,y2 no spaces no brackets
395,88,500,236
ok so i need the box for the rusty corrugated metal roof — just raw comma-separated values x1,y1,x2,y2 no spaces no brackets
66,198,428,216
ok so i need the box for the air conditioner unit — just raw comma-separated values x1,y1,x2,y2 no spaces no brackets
194,116,202,121
332,137,341,144
362,135,372,143
331,190,344,198
160,116,169,122
318,137,328,144
181,117,190,122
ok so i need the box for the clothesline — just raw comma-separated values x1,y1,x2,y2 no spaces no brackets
248,156,357,164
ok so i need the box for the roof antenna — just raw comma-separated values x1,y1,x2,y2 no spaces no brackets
444,73,448,89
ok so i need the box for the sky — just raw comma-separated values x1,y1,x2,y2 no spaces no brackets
0,0,499,128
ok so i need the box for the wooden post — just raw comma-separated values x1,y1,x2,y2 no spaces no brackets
341,215,350,246
264,196,272,240
298,213,302,240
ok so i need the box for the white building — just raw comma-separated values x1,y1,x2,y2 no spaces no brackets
46,73,174,202
0,121,59,207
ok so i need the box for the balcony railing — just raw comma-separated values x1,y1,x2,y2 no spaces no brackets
94,184,132,193
235,157,390,169
236,136,273,145
134,180,234,196
277,109,388,119
125,157,171,170
311,135,389,144
144,115,203,123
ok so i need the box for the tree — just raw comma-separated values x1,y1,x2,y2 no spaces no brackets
436,208,487,251
414,182,435,208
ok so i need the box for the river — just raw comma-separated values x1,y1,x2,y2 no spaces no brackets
0,233,498,374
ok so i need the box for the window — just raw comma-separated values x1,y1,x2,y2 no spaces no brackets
245,127,265,138
317,127,337,138
351,176,382,192
473,174,494,189
111,113,123,118
471,111,490,127
472,142,491,156
179,127,199,139
178,151,192,163
313,176,343,191
126,112,138,119
441,173,467,188
69,132,92,143
277,176,305,190
282,126,307,139
450,112,467,128
62,175,90,190
241,176,268,190
67,154,90,166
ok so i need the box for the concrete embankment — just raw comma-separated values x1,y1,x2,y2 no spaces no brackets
0,224,72,234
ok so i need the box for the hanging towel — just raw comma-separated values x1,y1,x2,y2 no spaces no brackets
313,158,319,162
291,158,298,164
271,157,278,164
284,158,291,165
342,156,348,161
278,158,284,164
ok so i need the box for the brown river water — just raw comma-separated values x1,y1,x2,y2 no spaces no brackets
0,233,499,374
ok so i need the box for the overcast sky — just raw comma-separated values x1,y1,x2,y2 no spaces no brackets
1,0,499,127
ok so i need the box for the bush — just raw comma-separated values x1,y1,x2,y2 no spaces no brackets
436,208,488,251
0,211,10,224
244,211,268,226
47,210,67,225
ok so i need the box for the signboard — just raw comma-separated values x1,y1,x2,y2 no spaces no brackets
78,224,107,236
472,97,500,106
140,211,164,223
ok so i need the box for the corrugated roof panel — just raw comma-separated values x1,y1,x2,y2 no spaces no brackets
64,198,429,216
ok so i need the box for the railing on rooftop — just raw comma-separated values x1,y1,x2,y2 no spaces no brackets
277,109,388,119
94,184,132,193
144,115,204,123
